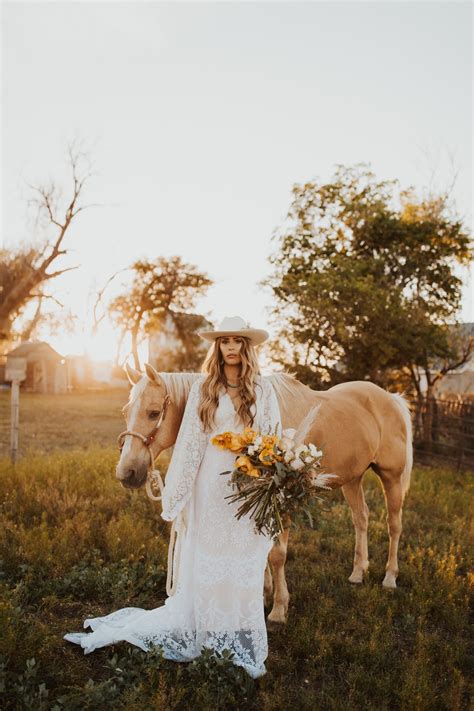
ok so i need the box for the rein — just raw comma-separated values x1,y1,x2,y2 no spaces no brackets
117,391,183,597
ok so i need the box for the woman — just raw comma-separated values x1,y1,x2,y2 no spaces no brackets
64,316,282,679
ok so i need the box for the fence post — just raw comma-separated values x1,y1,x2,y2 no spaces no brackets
10,380,20,464
5,357,27,465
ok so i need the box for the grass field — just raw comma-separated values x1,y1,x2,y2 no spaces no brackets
0,391,472,710
0,389,127,454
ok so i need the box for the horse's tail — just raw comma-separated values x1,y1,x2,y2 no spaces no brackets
391,393,413,498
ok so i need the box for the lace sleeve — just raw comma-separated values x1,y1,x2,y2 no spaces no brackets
161,375,208,522
259,377,282,438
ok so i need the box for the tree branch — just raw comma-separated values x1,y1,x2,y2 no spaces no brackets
2,143,97,337
29,292,65,308
440,339,473,376
43,265,80,280
93,268,131,334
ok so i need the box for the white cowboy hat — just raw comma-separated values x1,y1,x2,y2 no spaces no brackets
197,315,269,346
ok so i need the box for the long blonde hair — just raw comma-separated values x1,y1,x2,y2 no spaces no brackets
198,336,261,432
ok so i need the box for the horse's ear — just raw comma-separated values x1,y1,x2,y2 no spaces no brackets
124,362,143,385
144,362,162,386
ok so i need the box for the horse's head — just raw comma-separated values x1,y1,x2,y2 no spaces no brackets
116,363,182,489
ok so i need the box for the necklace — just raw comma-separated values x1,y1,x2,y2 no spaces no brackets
225,379,240,389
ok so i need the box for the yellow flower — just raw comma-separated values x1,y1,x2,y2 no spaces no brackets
229,434,245,453
258,448,276,465
211,432,233,450
235,455,251,470
262,434,279,450
235,456,260,477
211,431,245,453
240,427,257,445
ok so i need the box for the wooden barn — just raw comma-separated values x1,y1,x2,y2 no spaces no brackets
5,341,67,394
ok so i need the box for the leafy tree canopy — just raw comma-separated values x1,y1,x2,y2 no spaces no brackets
264,164,472,393
108,256,212,369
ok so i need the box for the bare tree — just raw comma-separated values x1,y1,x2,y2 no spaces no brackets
0,142,97,345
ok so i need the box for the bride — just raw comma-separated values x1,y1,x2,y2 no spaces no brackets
64,316,282,678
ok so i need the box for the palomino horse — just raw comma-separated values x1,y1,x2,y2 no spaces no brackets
117,364,412,624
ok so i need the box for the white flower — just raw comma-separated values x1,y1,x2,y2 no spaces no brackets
303,455,313,464
254,435,263,447
295,444,309,459
248,445,257,455
290,457,305,471
283,450,295,464
280,436,295,451
309,443,323,458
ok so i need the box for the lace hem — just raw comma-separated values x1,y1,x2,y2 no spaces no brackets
138,628,268,678
65,608,268,679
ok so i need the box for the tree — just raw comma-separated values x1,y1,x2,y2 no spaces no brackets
264,163,473,409
108,256,212,369
0,143,95,346
149,310,213,372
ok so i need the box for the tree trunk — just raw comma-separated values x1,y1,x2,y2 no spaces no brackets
114,331,125,368
422,384,435,450
131,330,140,370
131,315,142,371
20,298,43,341
0,315,14,344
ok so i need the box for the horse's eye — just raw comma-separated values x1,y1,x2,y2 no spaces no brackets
148,410,161,420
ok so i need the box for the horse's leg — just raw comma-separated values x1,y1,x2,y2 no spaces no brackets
378,474,404,589
263,561,273,607
267,529,290,624
342,477,369,584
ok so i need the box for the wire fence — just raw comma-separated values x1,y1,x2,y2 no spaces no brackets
407,396,474,472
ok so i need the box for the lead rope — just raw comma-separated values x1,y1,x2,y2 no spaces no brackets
143,449,184,597
145,463,183,597
145,463,185,597
165,512,187,596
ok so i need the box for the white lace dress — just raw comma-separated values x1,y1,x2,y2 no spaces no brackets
64,375,282,679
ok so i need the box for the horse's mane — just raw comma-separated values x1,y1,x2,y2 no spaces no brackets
126,370,307,414
159,372,201,408
161,371,309,411
266,371,311,406
124,372,200,413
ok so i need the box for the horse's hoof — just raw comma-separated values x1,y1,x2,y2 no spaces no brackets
348,570,364,584
267,617,287,628
267,609,287,625
382,573,397,589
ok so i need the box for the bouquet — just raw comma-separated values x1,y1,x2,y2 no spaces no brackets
211,426,336,539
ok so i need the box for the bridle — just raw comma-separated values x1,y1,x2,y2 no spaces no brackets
117,393,171,501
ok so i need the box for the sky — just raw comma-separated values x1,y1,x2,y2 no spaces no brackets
2,0,473,363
